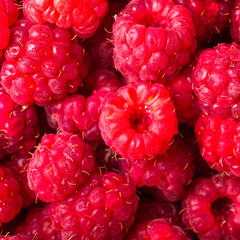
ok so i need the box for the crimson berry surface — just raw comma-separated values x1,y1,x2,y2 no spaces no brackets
112,0,197,83
99,82,178,160
230,0,240,43
27,132,96,202
1,18,89,106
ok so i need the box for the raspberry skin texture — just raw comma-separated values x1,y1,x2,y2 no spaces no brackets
230,0,240,42
1,18,89,106
49,171,139,240
120,137,195,202
112,0,197,82
0,236,31,240
3,153,36,208
182,174,240,240
22,0,108,38
0,87,40,160
127,218,190,240
174,0,234,41
0,166,23,227
193,43,240,119
27,132,97,202
99,82,178,160
195,113,240,177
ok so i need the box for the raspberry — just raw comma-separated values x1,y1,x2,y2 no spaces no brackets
0,236,31,240
120,137,195,202
112,0,197,82
193,43,240,119
165,63,201,127
127,218,190,240
0,87,40,160
174,0,234,42
182,174,240,240
3,153,36,207
0,166,23,227
16,205,58,239
49,171,138,239
99,82,178,160
230,0,240,42
27,132,97,202
195,113,240,177
45,68,122,146
22,0,108,38
1,18,89,106
0,0,19,58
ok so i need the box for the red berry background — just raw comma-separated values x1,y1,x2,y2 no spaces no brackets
0,0,240,239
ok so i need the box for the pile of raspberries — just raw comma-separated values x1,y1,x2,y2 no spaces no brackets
2,0,240,239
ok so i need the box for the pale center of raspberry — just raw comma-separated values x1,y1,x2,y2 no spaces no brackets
211,197,234,222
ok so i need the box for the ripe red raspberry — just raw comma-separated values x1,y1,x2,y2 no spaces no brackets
174,0,234,42
0,236,31,240
99,82,178,160
1,18,89,106
195,113,240,177
112,0,197,83
27,132,97,202
230,0,240,42
49,171,139,239
127,218,190,240
45,68,122,146
0,0,19,58
3,153,36,207
182,173,240,240
0,166,23,227
0,87,39,160
22,0,108,38
193,43,240,119
120,137,195,202
15,205,58,239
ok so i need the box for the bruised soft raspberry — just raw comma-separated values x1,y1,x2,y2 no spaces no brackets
120,137,195,202
23,0,108,38
0,166,23,227
112,0,197,83
15,205,58,239
195,113,240,177
45,68,122,146
174,0,234,42
0,87,40,160
193,43,240,119
49,171,138,239
1,18,89,106
3,153,36,207
127,218,190,240
230,0,240,42
99,82,178,160
182,174,240,240
27,132,97,202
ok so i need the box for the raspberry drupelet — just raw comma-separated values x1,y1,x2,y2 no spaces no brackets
0,87,40,160
99,82,178,160
0,236,31,240
22,0,108,38
173,0,234,42
193,42,240,119
1,17,89,106
182,174,240,240
230,0,240,43
195,113,240,177
48,171,139,239
27,132,97,202
0,166,23,227
120,137,195,202
112,0,197,83
127,218,190,240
